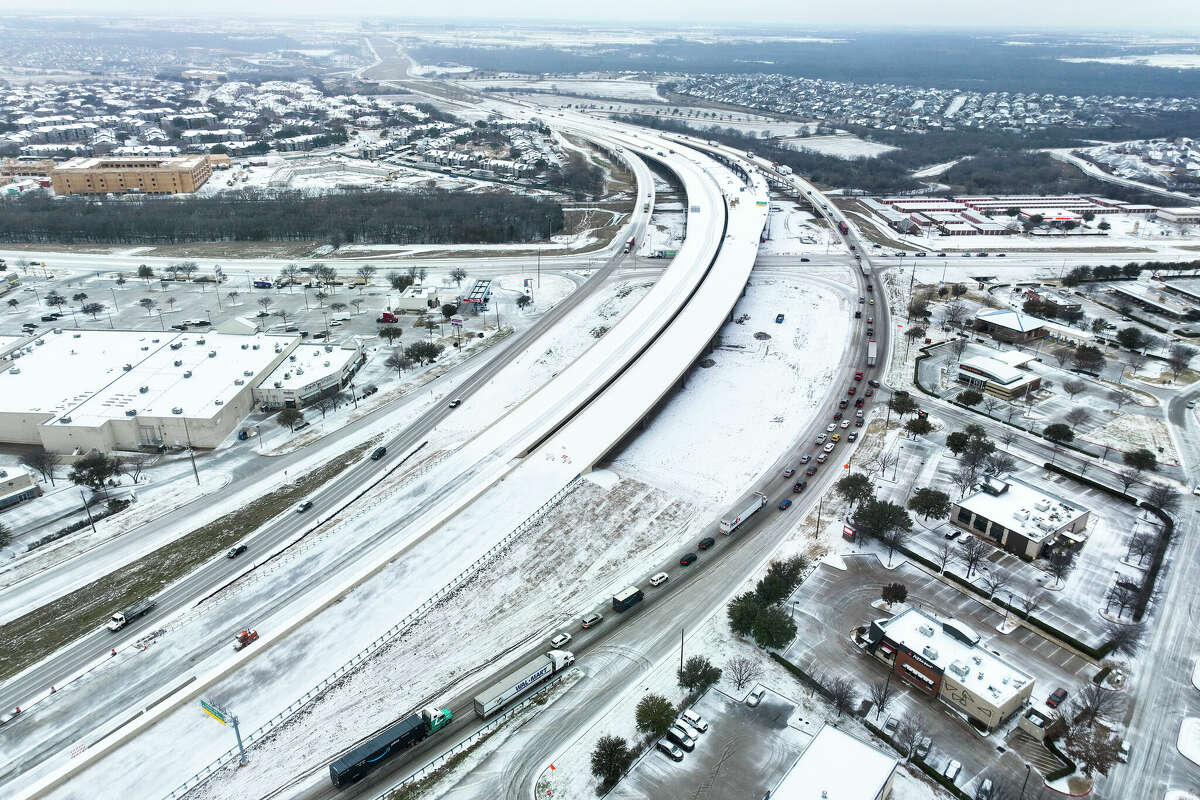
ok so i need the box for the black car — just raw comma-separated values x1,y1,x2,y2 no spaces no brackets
775,313,785,324
944,529,962,540
679,553,697,566
805,465,817,476
370,446,387,461
698,536,715,550
226,544,248,559
40,314,58,322
868,379,881,388
792,481,807,493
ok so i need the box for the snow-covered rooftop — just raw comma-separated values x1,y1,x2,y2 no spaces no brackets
957,473,1089,544
261,342,358,392
0,329,295,427
958,354,1028,386
975,308,1044,332
771,723,896,799
877,607,1034,708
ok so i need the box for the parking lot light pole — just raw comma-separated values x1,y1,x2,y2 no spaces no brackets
1019,762,1031,799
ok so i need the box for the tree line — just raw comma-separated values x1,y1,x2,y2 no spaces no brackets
0,188,565,247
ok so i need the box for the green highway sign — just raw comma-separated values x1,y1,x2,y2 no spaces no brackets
200,699,228,726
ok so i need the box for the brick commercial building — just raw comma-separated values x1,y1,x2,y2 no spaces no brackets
973,309,1046,344
951,474,1090,560
866,607,1035,732
51,155,212,195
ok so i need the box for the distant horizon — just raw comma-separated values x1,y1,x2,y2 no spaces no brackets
2,4,1200,35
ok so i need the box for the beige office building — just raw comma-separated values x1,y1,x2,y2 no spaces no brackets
51,155,212,195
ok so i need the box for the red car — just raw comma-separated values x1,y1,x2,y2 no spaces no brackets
847,387,856,395
854,418,865,427
864,389,874,397
854,371,864,381
1046,688,1068,708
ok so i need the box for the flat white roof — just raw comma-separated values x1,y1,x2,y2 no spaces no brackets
957,473,1088,543
878,607,1034,707
262,343,357,392
976,309,1044,333
772,724,896,800
0,329,294,427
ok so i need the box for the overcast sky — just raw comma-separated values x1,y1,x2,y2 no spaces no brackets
9,1,1200,31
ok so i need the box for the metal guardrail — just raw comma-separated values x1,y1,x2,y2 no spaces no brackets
162,476,582,800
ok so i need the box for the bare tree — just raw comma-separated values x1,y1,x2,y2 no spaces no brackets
1146,482,1179,514
20,449,58,486
1019,592,1044,618
1126,349,1148,376
951,464,979,498
984,451,1017,476
1104,583,1138,619
1064,407,1092,431
894,715,925,761
981,395,1003,417
1117,466,1141,494
869,679,895,720
1062,379,1087,399
934,539,954,574
875,450,899,478
1125,533,1154,566
1105,621,1145,658
828,676,858,718
981,569,1007,599
1045,549,1074,588
258,297,273,312
948,336,968,360
1052,346,1074,367
1075,681,1128,729
998,427,1017,451
1109,388,1134,411
119,453,151,483
959,536,989,578
726,656,763,691
1167,342,1196,378
310,394,337,419
943,297,968,327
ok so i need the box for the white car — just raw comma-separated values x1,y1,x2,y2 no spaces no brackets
840,420,850,428
746,687,766,707
942,759,962,782
680,708,709,733
823,442,835,453
826,424,837,432
550,632,571,648
649,572,669,587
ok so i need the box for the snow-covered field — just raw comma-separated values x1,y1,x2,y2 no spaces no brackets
1179,717,1200,766
880,211,1200,254
785,134,898,160
759,201,834,255
1061,54,1200,69
611,274,850,508
1082,412,1180,466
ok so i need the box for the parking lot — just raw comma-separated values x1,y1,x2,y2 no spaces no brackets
608,687,814,799
782,555,1097,794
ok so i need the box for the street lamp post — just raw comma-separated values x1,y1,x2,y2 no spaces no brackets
1019,763,1031,799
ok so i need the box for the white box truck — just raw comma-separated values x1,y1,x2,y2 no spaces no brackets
720,492,768,534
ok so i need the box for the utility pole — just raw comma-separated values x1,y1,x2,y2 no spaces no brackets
182,419,200,486
80,489,96,534
679,627,684,674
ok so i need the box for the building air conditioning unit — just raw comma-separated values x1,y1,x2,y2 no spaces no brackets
125,409,137,416
214,399,223,406
173,359,182,367
274,381,282,388
918,624,935,638
60,416,72,423
208,351,216,358
123,364,133,371
139,386,149,393
171,407,183,415
922,646,939,661
8,368,18,375
72,333,81,338
170,342,182,350
241,344,249,350
289,354,297,361
234,378,244,385
183,371,192,378
196,338,205,345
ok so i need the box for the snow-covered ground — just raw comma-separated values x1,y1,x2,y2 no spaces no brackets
785,134,898,160
1179,717,1200,766
759,201,835,255
1082,412,1180,466
197,154,493,198
1061,54,1200,69
862,209,1200,254
611,274,850,508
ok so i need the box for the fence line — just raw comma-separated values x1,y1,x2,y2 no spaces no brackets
162,476,581,800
